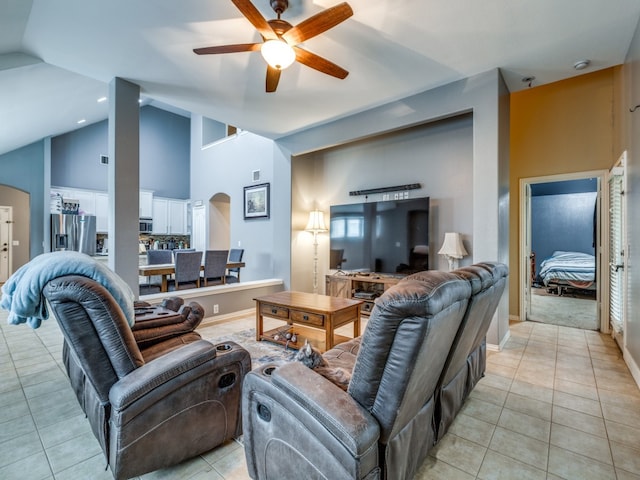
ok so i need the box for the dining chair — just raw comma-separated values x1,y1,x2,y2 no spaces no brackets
147,249,173,264
172,248,195,260
226,248,244,283
169,251,203,291
202,250,229,286
142,249,175,293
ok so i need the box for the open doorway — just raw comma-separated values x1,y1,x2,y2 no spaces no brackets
520,171,606,331
209,193,231,250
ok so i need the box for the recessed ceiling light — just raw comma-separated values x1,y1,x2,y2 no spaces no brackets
77,119,86,124
574,59,590,70
97,96,107,103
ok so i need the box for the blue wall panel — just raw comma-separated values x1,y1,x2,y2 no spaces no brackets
531,191,597,279
0,141,46,260
51,106,190,198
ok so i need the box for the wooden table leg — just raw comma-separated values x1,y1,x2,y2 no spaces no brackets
326,314,333,350
353,305,361,337
256,302,263,342
161,275,168,292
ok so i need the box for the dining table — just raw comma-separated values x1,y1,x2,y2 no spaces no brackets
138,261,245,292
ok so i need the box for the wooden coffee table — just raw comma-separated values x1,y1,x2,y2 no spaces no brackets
254,291,363,352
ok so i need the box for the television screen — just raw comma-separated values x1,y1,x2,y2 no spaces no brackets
329,197,429,274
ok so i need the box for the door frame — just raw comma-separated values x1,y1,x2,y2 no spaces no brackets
0,205,13,283
519,170,608,332
608,151,628,349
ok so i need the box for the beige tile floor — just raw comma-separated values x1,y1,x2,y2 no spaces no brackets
2,309,640,479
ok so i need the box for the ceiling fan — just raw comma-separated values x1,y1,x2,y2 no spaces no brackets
194,0,353,92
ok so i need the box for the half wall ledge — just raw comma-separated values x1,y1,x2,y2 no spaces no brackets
140,278,284,317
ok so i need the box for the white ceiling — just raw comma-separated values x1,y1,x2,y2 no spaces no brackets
1,0,639,156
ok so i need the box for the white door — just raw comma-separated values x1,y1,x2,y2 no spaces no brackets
608,157,626,338
192,205,206,252
0,206,12,283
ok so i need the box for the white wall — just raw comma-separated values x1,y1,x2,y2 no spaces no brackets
189,69,510,347
189,126,291,286
290,115,474,294
280,69,510,348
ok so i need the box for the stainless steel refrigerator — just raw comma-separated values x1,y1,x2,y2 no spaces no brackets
51,214,97,256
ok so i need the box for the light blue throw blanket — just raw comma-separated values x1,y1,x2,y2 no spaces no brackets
0,251,135,328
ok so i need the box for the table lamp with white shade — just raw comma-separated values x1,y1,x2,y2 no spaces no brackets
438,232,468,271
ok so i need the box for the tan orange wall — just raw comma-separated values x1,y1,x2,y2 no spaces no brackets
509,68,619,317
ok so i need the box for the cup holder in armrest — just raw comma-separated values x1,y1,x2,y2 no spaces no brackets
216,344,232,351
263,366,277,376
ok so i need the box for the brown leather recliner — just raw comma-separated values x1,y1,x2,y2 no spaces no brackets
43,275,251,480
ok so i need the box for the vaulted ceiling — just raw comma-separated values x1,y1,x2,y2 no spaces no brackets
1,0,639,156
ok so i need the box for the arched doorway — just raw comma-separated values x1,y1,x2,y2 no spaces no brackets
0,184,30,277
209,193,230,249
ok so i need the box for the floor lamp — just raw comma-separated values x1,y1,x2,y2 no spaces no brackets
438,232,468,271
305,210,327,294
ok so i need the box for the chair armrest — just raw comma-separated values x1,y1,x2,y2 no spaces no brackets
131,301,205,347
244,362,379,457
110,340,248,413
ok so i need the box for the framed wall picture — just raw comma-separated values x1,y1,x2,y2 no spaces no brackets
244,183,270,219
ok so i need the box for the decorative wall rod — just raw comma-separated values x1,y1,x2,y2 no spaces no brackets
349,183,421,196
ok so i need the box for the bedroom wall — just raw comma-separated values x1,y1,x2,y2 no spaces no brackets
531,191,597,280
510,68,619,318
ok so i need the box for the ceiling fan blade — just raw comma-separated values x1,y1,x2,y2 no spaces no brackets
266,66,281,92
232,0,278,40
294,47,348,79
193,43,261,55
282,2,353,45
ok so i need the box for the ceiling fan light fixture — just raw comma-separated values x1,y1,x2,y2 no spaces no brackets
261,39,295,70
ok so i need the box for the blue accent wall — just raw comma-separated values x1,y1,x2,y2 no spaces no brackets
531,191,597,280
51,121,107,190
0,141,46,261
51,106,190,198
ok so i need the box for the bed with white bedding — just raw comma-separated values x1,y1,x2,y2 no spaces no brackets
538,250,596,294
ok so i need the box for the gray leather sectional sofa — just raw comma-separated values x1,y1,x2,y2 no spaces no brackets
242,262,508,480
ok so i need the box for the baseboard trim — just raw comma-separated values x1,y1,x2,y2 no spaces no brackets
624,347,640,389
487,329,511,352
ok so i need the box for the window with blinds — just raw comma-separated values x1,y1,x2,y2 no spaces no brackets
609,174,624,333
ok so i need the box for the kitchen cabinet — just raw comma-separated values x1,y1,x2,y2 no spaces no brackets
152,198,188,234
52,186,187,235
53,187,157,233
168,200,187,234
140,190,153,218
95,192,109,232
152,198,168,234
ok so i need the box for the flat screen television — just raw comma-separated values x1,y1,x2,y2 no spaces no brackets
329,196,430,275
